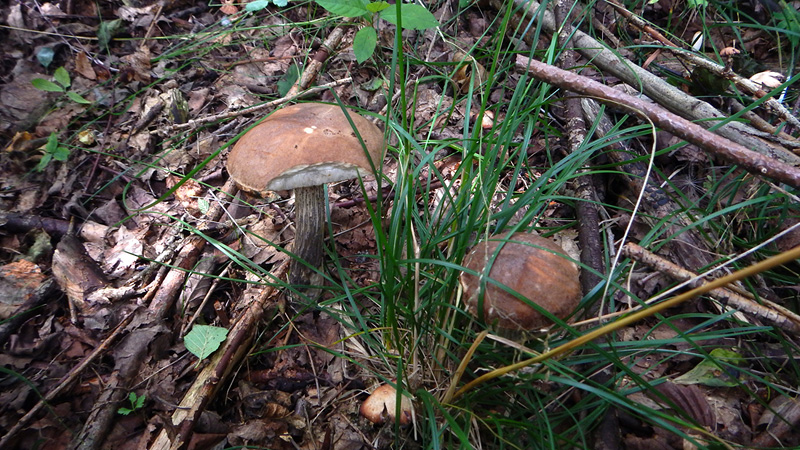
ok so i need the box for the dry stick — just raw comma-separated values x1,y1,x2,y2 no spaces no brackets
285,17,355,98
516,55,800,188
70,180,239,450
169,78,352,131
148,264,288,450
0,309,137,448
451,244,800,400
580,98,717,272
605,0,800,131
71,236,208,450
553,0,604,295
621,242,800,334
554,6,621,448
495,0,800,166
146,22,356,449
170,18,355,132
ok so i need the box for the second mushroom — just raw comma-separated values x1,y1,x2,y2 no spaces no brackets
226,103,385,297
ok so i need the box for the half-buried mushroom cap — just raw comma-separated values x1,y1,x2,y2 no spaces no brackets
226,103,385,195
360,384,413,426
460,232,581,330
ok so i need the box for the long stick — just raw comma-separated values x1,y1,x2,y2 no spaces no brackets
452,244,800,400
516,55,800,188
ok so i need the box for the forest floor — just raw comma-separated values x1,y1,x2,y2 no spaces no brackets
2,0,800,449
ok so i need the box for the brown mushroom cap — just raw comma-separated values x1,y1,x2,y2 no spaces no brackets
226,103,385,194
360,384,413,426
460,232,581,330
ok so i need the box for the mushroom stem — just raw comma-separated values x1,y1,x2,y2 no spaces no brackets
289,185,326,295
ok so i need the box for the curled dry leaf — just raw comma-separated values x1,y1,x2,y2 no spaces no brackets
360,384,413,426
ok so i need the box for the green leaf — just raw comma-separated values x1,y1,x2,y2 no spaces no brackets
66,91,92,104
54,67,71,89
246,0,270,11
273,0,289,7
674,348,744,387
184,325,229,359
132,392,146,409
277,63,300,97
380,3,439,30
45,132,59,153
31,78,65,93
366,1,389,13
35,152,53,172
52,146,70,162
98,19,122,49
117,407,133,415
353,27,378,64
360,77,384,91
315,0,370,18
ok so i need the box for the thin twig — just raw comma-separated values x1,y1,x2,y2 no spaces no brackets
621,242,800,334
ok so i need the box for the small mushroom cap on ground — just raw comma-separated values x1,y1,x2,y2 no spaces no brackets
460,232,581,330
360,384,413,426
226,103,385,195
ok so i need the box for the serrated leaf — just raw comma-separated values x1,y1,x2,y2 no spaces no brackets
117,407,132,415
366,1,389,12
246,0,270,11
380,3,439,30
353,27,377,64
315,0,370,18
184,325,229,359
67,91,92,104
31,78,65,92
132,392,146,409
54,67,71,88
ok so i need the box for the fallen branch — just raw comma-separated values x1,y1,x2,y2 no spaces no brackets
69,180,239,450
622,242,800,335
580,97,717,272
169,78,353,131
606,0,800,131
171,17,355,131
0,309,136,448
148,264,288,450
516,55,800,188
494,0,800,166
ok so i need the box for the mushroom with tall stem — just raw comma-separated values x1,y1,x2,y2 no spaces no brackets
226,103,385,300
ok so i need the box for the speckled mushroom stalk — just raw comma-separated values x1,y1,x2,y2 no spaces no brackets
226,103,385,299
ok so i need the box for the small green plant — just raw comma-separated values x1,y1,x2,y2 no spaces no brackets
245,0,439,63
31,67,91,105
316,0,439,63
775,4,800,48
117,392,146,415
35,132,70,172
